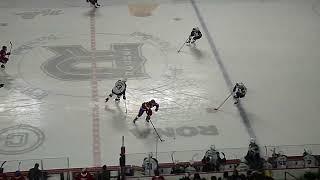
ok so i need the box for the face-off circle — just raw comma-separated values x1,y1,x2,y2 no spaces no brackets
0,125,45,155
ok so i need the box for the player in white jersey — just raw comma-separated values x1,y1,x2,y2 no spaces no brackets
203,145,226,171
142,153,159,176
105,79,127,102
303,150,317,167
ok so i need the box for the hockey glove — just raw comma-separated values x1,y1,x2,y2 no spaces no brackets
146,115,151,122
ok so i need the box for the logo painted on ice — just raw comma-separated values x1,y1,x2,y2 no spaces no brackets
130,125,219,139
0,125,45,155
12,34,59,55
10,33,168,97
41,44,149,81
0,69,48,100
15,9,63,19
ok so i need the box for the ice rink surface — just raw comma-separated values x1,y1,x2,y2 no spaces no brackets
0,0,320,168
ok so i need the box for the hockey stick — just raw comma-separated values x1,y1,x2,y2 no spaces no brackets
124,100,127,114
17,161,21,171
171,151,176,164
214,92,232,110
177,43,185,53
177,38,189,53
265,146,268,157
9,41,12,54
0,161,7,169
149,119,164,142
1,161,6,168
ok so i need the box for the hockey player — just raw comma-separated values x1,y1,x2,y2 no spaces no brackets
232,82,247,104
75,168,94,180
275,152,288,168
86,0,100,8
105,79,127,102
203,145,226,171
245,138,263,170
142,153,159,176
303,149,317,168
0,46,11,69
186,27,202,45
133,99,159,123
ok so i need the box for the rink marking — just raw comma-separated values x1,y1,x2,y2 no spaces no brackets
90,10,101,166
190,0,256,139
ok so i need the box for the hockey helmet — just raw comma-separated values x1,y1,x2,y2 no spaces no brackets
2,46,7,50
249,138,255,144
150,99,156,104
81,168,87,173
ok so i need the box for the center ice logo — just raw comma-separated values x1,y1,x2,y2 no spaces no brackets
41,43,148,81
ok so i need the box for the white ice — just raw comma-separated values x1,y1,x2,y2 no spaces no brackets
0,0,320,169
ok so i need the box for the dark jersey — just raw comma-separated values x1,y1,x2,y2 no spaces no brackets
191,30,202,38
141,101,159,110
0,50,9,59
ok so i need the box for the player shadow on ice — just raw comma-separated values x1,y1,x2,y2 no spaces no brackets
206,107,241,120
189,46,204,59
131,123,152,139
0,69,14,90
104,105,116,113
82,6,102,18
179,45,205,60
206,102,242,119
104,103,128,131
